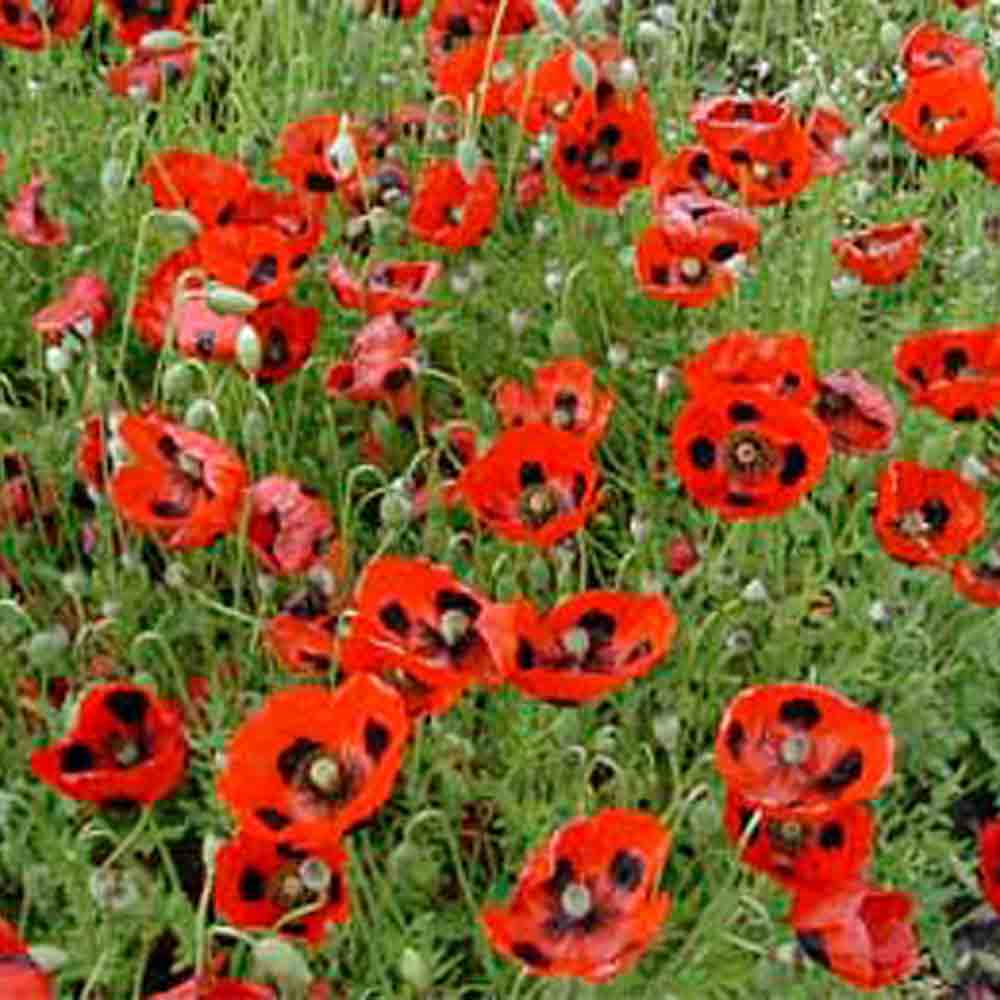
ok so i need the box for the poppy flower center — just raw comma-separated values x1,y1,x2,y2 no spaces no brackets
109,735,145,768
779,733,811,766
268,865,310,910
519,484,561,528
447,205,465,227
560,881,593,920
725,431,775,478
769,819,806,853
897,499,950,540
679,256,705,283
562,626,590,659
439,609,470,646
307,754,343,796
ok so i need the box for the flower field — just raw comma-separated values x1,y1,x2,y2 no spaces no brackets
4,0,1000,997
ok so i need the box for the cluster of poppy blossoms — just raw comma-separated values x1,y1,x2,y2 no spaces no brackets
716,683,918,991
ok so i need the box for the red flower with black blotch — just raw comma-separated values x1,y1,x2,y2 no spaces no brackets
429,0,540,36
131,247,201,351
247,476,335,577
6,174,69,247
109,409,249,549
715,683,894,813
482,809,671,983
650,145,732,199
193,224,298,304
173,297,243,363
327,257,442,316
553,85,661,211
409,158,499,252
148,976,274,1000
0,919,53,999
960,126,1000,183
0,0,92,50
214,831,349,945
672,386,829,521
790,881,919,992
724,789,875,890
30,682,187,807
515,158,548,209
77,416,108,492
494,357,615,446
217,676,410,846
105,37,198,101
683,331,818,406
805,105,852,178
831,220,924,286
894,327,1000,422
427,33,509,119
900,21,984,78
273,114,371,196
233,186,326,265
816,370,897,455
874,460,986,567
336,157,411,218
339,556,500,717
504,40,622,134
32,273,113,347
690,96,813,206
247,300,320,387
326,314,419,417
264,612,338,676
102,0,201,45
635,192,760,308
478,590,677,704
979,817,1000,913
141,149,251,229
455,424,601,547
952,557,1000,608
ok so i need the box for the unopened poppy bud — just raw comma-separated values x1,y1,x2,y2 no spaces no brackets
571,48,598,91
544,270,563,294
629,514,649,543
242,409,269,449
534,0,568,32
741,578,769,603
962,455,991,483
655,365,678,395
100,158,127,196
449,270,471,295
509,309,531,335
28,945,67,973
387,841,439,890
252,938,312,998
879,21,901,50
162,363,193,399
653,712,680,750
61,570,86,595
456,137,481,185
611,57,640,94
607,342,629,368
27,625,69,666
868,599,893,626
164,562,187,589
328,128,358,177
527,553,550,591
139,28,189,51
45,345,71,374
380,489,413,526
723,627,753,654
205,283,260,316
236,324,262,372
549,318,579,354
635,19,663,45
184,397,218,430
399,946,433,993
150,208,201,239
830,273,861,298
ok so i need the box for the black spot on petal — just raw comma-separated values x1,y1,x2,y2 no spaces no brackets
797,931,831,969
725,721,746,759
379,601,411,637
256,808,292,832
276,738,323,784
105,689,149,725
779,444,808,486
239,867,267,901
815,748,864,796
519,461,545,488
689,437,716,470
60,743,95,773
778,697,821,730
364,720,391,762
610,850,644,891
818,822,844,850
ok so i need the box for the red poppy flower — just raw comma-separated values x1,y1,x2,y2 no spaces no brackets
478,590,677,704
264,611,338,676
805,105,852,178
336,156,411,219
831,220,924,286
894,328,1000,422
339,556,499,717
77,415,108,492
0,0,92,50
553,86,661,210
193,224,298,304
815,370,897,455
789,881,919,992
649,145,732,199
723,789,875,889
428,0,543,36
885,62,995,158
141,149,251,229
635,193,760,308
409,158,499,252
30,682,187,807
455,424,601,547
715,683,894,813
427,34,509,118
482,809,672,983
247,477,335,576
494,358,615,446
515,159,548,209
900,22,984,77
32,273,113,347
980,817,1000,913
0,452,56,531
131,247,201,351
273,114,371,195
952,557,1000,608
105,38,198,101
102,0,201,45
214,831,349,945
216,676,410,846
683,331,818,406
148,977,274,1000
0,919,53,999
504,40,622,134
690,96,812,206
672,386,829,521
665,534,699,577
172,297,243,364
327,257,441,316
959,126,1000,183
246,300,320,387
109,410,249,549
873,460,986,567
6,174,69,247
232,186,326,265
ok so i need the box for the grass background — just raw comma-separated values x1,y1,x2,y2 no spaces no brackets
4,0,1000,995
